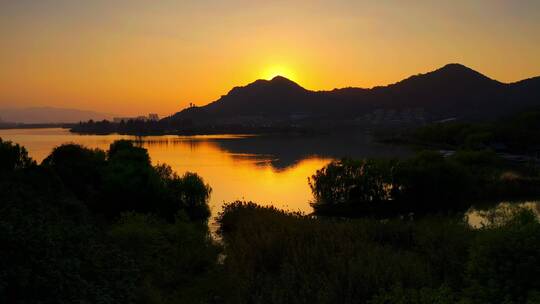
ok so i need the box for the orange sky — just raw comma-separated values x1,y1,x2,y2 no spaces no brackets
1,0,540,116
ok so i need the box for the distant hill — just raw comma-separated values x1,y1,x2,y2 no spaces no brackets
0,107,114,124
166,64,540,126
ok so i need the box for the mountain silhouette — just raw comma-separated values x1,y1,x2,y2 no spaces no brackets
166,64,540,125
180,76,312,120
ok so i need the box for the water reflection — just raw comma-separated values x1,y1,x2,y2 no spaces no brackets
4,127,537,228
0,128,413,217
211,133,413,169
130,133,414,170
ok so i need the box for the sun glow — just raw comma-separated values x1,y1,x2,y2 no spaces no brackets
263,65,297,81
2,1,540,116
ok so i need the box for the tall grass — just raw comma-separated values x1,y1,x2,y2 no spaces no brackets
217,201,540,304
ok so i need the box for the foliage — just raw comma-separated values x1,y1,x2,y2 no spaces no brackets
217,202,540,304
2,137,540,303
464,209,540,304
42,143,107,200
393,151,474,210
155,164,212,221
0,166,138,303
308,158,395,205
99,140,168,218
0,138,216,303
411,109,540,152
412,122,493,149
309,150,540,216
39,140,211,221
0,138,35,172
109,212,225,304
495,110,540,151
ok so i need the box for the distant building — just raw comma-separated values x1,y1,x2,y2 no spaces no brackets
148,113,159,121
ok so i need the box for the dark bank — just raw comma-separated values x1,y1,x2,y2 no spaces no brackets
1,137,539,303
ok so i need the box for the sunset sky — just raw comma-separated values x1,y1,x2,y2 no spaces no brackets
1,0,540,116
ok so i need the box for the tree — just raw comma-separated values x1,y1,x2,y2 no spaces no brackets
0,138,35,173
465,209,540,304
155,164,212,221
309,158,395,206
109,212,223,303
42,144,107,200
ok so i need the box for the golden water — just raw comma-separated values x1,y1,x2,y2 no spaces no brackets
2,128,538,226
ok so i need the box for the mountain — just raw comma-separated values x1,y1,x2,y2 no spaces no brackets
166,63,540,126
0,107,114,124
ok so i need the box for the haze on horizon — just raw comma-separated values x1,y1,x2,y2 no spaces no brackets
1,0,540,116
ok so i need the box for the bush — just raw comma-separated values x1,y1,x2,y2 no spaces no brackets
42,143,107,200
309,150,536,217
0,138,35,173
308,158,395,205
217,202,539,304
155,164,212,222
0,138,217,303
393,151,474,212
217,202,476,304
465,209,540,304
0,168,137,303
38,140,213,222
109,212,224,304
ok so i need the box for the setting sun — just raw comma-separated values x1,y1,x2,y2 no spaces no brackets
262,65,297,81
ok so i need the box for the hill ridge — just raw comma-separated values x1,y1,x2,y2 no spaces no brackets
166,64,540,124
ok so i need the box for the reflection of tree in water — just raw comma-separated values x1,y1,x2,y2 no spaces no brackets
122,134,413,170
211,134,414,169
135,137,205,151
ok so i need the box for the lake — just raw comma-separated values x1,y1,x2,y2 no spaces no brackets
3,128,538,226
0,128,413,218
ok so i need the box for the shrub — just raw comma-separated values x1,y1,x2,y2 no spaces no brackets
109,212,224,304
0,169,137,303
42,143,107,200
308,150,535,217
0,138,35,173
465,209,540,304
217,202,539,304
217,202,475,304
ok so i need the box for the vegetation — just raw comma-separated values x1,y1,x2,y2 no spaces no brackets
71,119,305,136
39,140,212,221
71,119,169,135
0,138,219,303
309,150,540,217
1,138,539,303
217,202,540,304
411,110,540,152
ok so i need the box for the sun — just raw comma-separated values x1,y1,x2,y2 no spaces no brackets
263,65,297,81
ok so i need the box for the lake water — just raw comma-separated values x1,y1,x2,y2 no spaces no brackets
2,128,537,226
0,128,413,218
